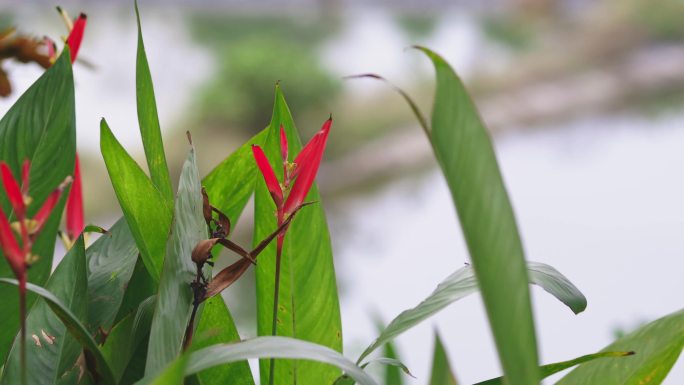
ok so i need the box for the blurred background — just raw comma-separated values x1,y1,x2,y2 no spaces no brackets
1,0,683,383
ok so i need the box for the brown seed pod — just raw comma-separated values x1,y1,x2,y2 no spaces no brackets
191,238,219,264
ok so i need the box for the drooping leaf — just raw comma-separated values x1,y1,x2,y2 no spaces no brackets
253,85,343,385
0,237,87,385
555,309,684,385
475,351,633,385
190,296,255,385
382,342,404,385
0,49,75,361
0,278,115,385
101,296,155,384
100,118,173,283
429,333,458,385
357,262,584,363
416,46,539,384
134,1,173,204
182,337,375,385
145,144,205,376
86,218,140,333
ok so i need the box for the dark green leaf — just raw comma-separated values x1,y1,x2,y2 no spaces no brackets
0,49,75,361
357,262,583,363
136,355,188,385
145,144,205,376
253,85,343,385
416,46,538,384
191,296,255,385
1,237,87,385
556,309,684,385
86,218,140,333
101,296,155,384
100,118,173,283
134,1,174,204
429,333,458,385
113,255,156,326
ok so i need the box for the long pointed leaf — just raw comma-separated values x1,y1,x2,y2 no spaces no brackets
134,1,174,204
358,262,584,363
429,333,458,385
556,309,684,385
0,49,75,361
100,118,173,282
416,46,539,384
253,85,343,385
145,144,204,376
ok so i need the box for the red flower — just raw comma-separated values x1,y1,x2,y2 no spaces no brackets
65,155,84,241
251,117,332,217
65,13,87,63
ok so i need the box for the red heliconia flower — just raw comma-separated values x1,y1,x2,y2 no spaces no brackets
251,117,332,218
65,155,84,241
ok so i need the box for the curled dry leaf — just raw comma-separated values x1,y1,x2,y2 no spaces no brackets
191,238,219,264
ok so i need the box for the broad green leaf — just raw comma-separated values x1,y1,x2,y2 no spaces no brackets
186,337,376,385
145,144,205,376
1,237,87,385
101,296,155,384
100,118,173,282
556,309,684,385
202,128,267,223
134,1,173,204
191,297,255,385
254,85,342,385
357,262,583,363
429,333,458,385
86,218,140,333
0,278,115,385
417,46,538,384
475,351,633,385
333,357,412,385
0,50,75,361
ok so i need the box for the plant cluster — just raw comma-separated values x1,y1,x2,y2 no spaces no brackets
0,4,682,385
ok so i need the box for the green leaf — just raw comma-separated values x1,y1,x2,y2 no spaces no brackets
475,351,633,385
416,46,538,384
186,337,376,385
202,128,267,223
101,296,155,384
113,255,156,326
100,118,173,283
145,144,205,376
86,218,140,333
190,296,255,385
429,333,458,385
0,278,116,385
253,85,343,385
136,355,189,385
556,309,684,385
357,262,583,363
0,49,75,361
382,343,404,385
134,1,174,204
1,237,87,385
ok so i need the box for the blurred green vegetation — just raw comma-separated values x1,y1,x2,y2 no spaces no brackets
187,14,342,136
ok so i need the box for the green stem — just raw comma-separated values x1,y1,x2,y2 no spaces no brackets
268,233,284,385
19,276,26,385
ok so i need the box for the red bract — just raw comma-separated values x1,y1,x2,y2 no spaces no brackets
65,13,87,63
65,155,84,241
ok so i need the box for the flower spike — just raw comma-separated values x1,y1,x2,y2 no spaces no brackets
0,207,23,276
284,117,332,215
252,145,283,207
280,125,288,164
33,176,71,237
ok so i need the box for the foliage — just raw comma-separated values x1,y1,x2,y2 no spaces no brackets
0,4,682,385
